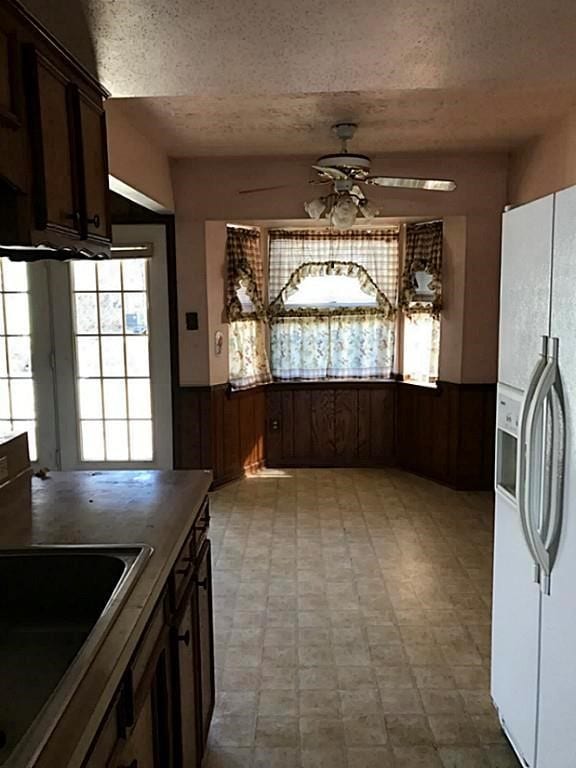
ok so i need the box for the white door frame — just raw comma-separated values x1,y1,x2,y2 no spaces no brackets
50,223,173,470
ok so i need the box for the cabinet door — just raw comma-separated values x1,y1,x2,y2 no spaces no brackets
113,688,156,768
195,540,215,749
78,90,110,242
24,48,81,237
173,599,200,768
0,9,27,192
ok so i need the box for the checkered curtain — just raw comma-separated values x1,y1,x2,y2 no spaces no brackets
226,227,271,389
400,221,443,315
268,229,400,308
226,227,266,320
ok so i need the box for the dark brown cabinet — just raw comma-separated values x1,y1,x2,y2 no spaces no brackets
0,5,26,192
172,599,201,768
77,89,110,242
0,0,111,253
24,48,81,237
195,540,215,749
83,496,215,768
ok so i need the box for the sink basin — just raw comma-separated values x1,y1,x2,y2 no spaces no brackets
0,545,153,767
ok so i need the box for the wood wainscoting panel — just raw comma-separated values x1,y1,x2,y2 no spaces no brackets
397,382,495,490
174,385,266,486
266,382,397,468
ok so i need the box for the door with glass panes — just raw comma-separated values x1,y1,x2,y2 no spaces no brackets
0,224,172,469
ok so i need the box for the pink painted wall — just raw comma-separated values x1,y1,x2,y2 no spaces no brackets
106,100,175,212
171,153,508,386
509,108,576,205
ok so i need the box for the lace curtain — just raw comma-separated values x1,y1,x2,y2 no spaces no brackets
400,221,443,315
268,229,400,381
226,227,271,389
270,314,395,380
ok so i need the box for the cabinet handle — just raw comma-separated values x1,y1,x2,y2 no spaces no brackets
87,213,101,229
197,577,208,590
178,629,191,646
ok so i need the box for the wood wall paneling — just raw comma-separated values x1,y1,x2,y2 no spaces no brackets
175,381,495,490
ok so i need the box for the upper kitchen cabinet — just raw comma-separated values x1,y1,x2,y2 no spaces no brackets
24,48,82,238
77,88,111,242
0,0,111,253
0,5,27,192
24,46,111,245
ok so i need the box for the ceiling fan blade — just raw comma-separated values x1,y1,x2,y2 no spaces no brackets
238,184,295,195
312,165,350,181
365,176,457,192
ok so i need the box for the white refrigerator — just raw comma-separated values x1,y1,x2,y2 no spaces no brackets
492,184,576,768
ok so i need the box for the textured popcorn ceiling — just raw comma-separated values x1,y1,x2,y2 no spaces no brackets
21,0,576,154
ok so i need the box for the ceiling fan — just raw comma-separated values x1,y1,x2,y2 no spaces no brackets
239,123,457,228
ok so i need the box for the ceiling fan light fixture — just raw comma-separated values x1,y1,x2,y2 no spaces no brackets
304,197,327,219
330,193,359,229
358,199,379,219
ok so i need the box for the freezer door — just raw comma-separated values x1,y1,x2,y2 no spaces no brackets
536,184,576,768
491,492,540,767
499,196,554,390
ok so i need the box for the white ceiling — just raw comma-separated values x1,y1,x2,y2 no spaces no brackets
23,0,576,155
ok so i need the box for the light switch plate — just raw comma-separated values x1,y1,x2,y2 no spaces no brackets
0,456,8,483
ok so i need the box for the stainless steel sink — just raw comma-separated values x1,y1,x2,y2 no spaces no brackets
0,545,153,767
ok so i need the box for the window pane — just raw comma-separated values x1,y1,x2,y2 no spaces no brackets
5,294,30,334
78,379,103,419
0,379,9,418
124,292,148,334
97,261,121,291
105,420,129,460
71,262,96,291
284,274,376,308
129,421,153,460
0,337,7,377
122,259,146,290
81,421,105,460
10,379,35,419
1,260,28,291
74,293,98,333
7,336,32,377
99,293,123,333
126,336,149,376
403,313,440,384
101,336,125,377
76,336,101,377
127,379,151,419
103,379,127,418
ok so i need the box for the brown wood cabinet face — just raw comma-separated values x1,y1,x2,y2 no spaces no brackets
195,540,215,750
113,688,156,768
27,51,80,236
78,90,110,241
173,599,200,768
0,11,26,192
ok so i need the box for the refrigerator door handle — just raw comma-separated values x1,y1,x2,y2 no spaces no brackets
517,337,548,581
541,339,565,595
525,338,560,591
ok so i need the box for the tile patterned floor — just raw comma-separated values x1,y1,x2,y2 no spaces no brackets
204,468,519,768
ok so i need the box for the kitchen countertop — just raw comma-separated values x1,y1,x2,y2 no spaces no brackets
0,469,213,768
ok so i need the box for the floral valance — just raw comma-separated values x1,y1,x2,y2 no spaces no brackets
225,227,266,321
268,228,400,308
400,221,443,315
268,260,395,319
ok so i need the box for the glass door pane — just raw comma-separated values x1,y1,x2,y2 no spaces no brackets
0,258,38,459
70,258,154,462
